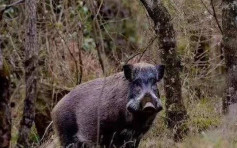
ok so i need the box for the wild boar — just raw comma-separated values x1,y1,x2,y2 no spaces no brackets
51,63,165,148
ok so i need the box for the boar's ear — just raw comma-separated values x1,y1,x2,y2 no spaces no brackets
156,65,165,81
123,64,133,81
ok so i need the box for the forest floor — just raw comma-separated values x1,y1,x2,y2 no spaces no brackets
140,104,237,148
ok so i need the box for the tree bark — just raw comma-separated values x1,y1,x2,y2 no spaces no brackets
16,0,38,147
222,0,237,113
140,0,188,140
0,40,11,148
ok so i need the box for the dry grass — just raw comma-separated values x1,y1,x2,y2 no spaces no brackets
140,103,237,148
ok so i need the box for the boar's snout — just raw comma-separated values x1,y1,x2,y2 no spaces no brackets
142,102,163,113
141,94,163,113
126,94,163,114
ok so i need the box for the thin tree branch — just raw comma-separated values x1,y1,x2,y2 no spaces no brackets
138,36,157,62
56,29,80,85
77,23,83,84
200,0,213,15
93,0,103,21
87,0,106,74
4,0,25,11
210,0,223,34
124,36,157,64
200,0,223,34
39,121,53,144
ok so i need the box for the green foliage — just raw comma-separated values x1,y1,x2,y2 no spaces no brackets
177,37,189,55
28,125,40,145
83,38,96,51
3,6,19,19
192,118,219,132
0,0,20,19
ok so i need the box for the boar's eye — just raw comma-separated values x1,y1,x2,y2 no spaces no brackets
150,78,158,90
132,79,142,94
149,78,157,85
152,84,158,91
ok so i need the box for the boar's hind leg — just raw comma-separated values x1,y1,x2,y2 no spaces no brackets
57,112,78,147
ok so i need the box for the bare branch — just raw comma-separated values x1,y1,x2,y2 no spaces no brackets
93,0,104,21
77,23,83,84
200,0,213,15
124,36,157,64
200,0,223,34
210,0,223,34
87,0,106,74
6,0,24,9
138,36,157,62
56,29,80,85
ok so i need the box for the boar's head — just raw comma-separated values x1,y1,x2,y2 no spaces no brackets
123,63,164,114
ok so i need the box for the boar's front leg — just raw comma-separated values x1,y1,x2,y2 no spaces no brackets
134,138,141,148
123,138,141,148
112,131,141,148
65,139,93,148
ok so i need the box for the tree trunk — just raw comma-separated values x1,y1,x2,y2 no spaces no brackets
140,0,188,140
16,0,38,147
222,0,237,113
0,41,11,148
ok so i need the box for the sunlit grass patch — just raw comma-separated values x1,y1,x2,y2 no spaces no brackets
187,98,222,133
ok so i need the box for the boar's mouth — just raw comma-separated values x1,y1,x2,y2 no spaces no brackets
142,102,156,113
